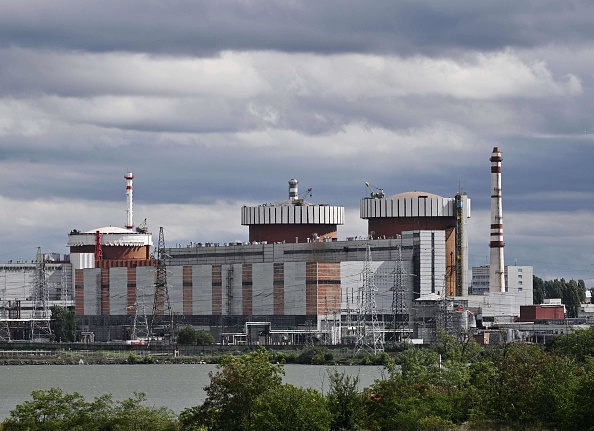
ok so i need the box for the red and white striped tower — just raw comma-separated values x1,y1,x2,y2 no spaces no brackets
125,172,134,230
288,178,299,202
489,147,505,293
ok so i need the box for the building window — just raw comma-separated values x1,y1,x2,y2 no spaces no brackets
518,275,523,279
518,268,522,272
518,281,523,286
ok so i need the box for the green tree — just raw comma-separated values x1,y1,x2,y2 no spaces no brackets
326,369,365,431
177,326,215,346
2,388,178,431
363,346,471,430
108,392,178,431
177,326,198,345
578,279,587,303
180,347,284,431
195,330,215,345
564,279,582,318
433,329,483,364
533,275,545,304
252,385,331,431
546,325,594,361
49,305,76,342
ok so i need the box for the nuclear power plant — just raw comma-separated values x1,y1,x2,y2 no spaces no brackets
1,148,540,346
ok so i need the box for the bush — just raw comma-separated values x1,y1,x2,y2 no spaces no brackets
2,389,178,431
177,326,215,346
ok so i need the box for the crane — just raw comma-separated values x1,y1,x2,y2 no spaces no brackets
294,187,313,205
365,182,385,199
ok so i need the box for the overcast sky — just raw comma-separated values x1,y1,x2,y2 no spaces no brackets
0,1,593,283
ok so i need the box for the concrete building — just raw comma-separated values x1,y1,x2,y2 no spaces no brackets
0,256,72,319
241,179,344,244
467,265,534,323
471,265,533,296
2,172,482,345
0,253,73,340
360,190,470,297
74,232,450,343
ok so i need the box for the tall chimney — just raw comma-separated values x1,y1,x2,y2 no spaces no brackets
489,147,505,293
125,172,134,229
289,178,299,202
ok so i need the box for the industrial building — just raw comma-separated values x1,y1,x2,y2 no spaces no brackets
361,189,470,297
1,148,543,346
241,178,344,244
470,265,533,298
0,251,72,340
66,175,473,346
466,264,534,324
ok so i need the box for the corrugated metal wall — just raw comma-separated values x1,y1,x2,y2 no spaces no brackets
360,196,455,219
76,233,447,318
169,266,183,315
83,268,100,315
252,263,273,315
192,265,212,315
109,267,127,315
241,205,344,225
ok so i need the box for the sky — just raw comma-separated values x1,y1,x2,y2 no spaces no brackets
0,1,593,283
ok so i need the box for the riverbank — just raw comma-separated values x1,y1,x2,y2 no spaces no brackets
0,345,394,366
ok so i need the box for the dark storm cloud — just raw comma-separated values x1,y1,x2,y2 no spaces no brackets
0,0,592,282
1,1,594,56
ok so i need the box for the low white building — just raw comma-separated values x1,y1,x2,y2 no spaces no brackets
466,265,534,321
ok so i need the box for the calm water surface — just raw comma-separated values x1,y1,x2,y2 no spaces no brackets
0,364,386,421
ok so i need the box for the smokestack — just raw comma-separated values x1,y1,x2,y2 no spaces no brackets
125,172,134,229
489,147,505,293
289,178,298,202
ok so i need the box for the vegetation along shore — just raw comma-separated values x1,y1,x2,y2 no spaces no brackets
4,326,594,430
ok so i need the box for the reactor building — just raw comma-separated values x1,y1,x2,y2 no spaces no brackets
69,175,472,345
360,189,470,297
241,179,344,244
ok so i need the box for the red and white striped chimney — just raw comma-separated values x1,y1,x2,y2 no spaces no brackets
125,172,134,229
489,147,505,293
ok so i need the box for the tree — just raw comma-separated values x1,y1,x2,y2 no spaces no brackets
177,326,198,345
533,275,545,304
252,385,331,431
195,330,215,345
177,326,215,346
180,347,284,431
546,325,594,362
49,306,76,342
327,369,365,431
564,279,582,318
533,276,588,317
2,388,178,431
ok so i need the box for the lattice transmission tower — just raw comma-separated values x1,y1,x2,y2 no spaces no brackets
355,245,384,354
31,247,52,340
0,271,10,341
390,245,410,344
129,283,150,341
151,227,173,343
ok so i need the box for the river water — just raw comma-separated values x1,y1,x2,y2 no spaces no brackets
0,364,386,421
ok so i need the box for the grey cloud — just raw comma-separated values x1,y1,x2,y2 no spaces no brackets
1,1,594,56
